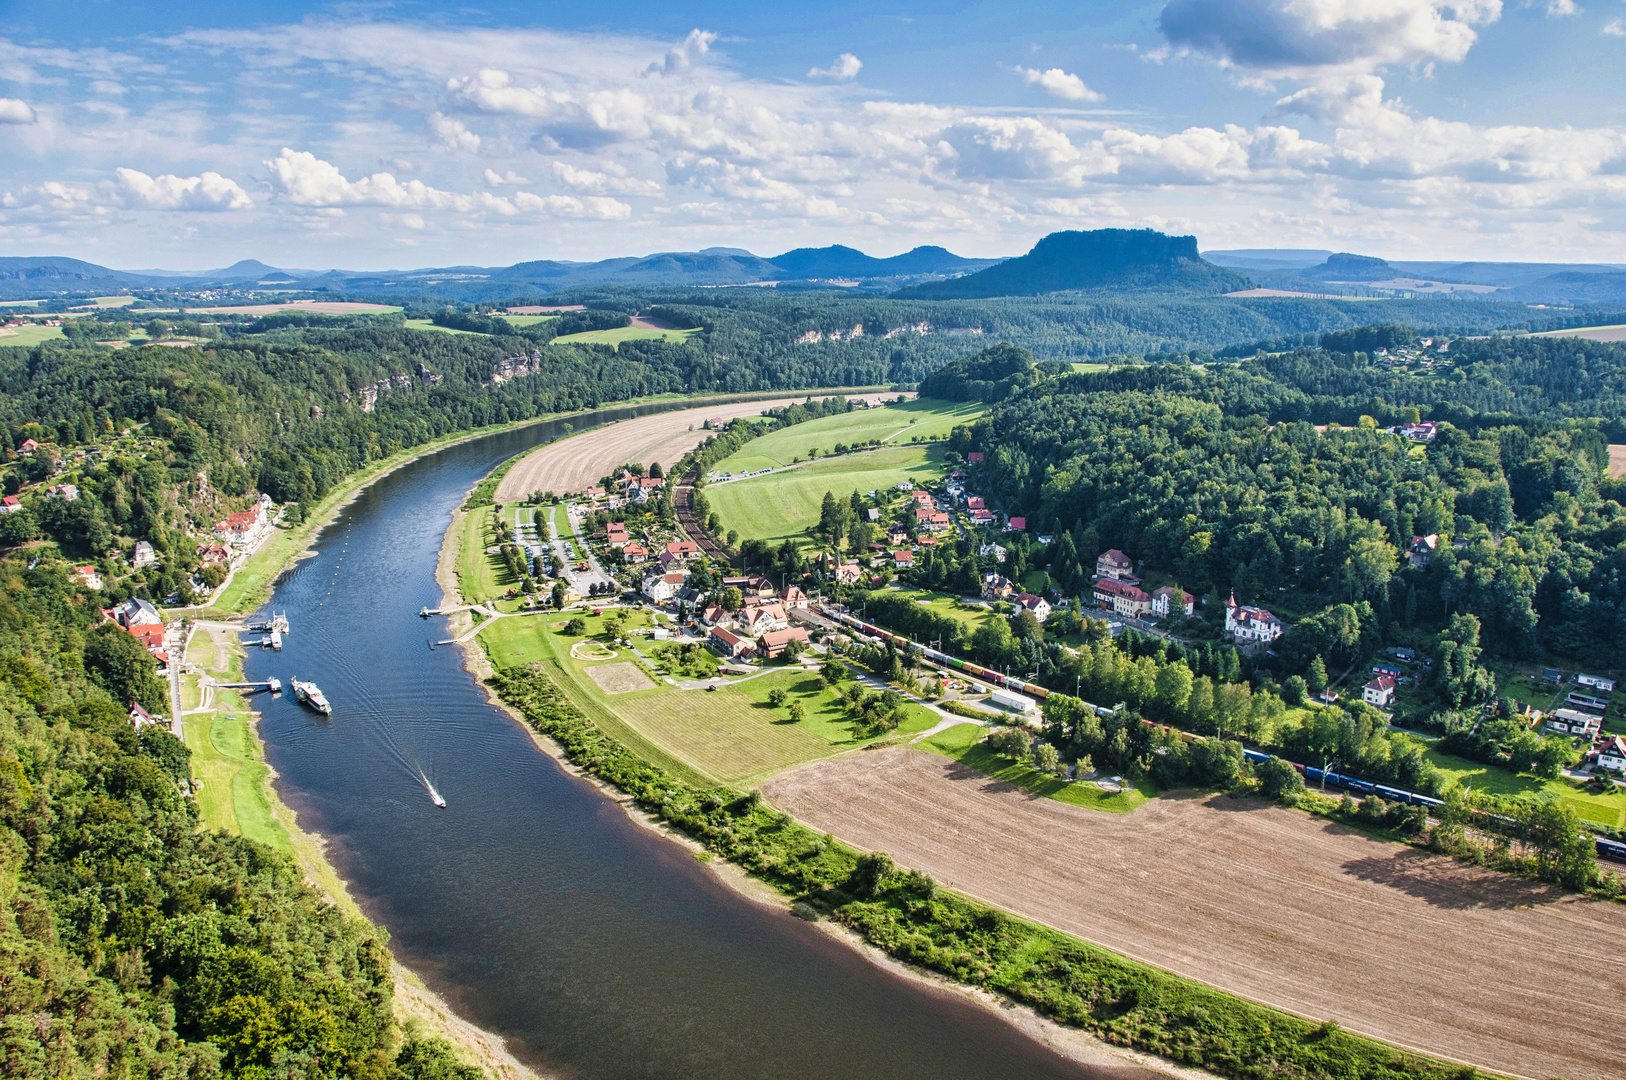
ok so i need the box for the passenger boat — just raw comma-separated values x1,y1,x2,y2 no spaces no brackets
291,678,332,715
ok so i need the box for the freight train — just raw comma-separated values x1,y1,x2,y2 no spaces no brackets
821,604,1626,865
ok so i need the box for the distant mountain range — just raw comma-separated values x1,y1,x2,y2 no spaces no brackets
896,229,1250,299
0,244,1003,301
1205,247,1626,303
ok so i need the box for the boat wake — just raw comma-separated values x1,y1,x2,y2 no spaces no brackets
422,771,447,808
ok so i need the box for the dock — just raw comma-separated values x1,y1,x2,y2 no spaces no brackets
209,677,283,693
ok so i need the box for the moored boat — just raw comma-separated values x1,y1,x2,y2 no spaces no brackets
291,678,332,715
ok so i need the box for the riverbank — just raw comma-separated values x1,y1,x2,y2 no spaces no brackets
434,488,1231,1080
183,560,541,1079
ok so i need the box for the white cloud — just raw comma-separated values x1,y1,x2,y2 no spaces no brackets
483,168,530,185
0,98,36,124
1158,0,1502,74
808,53,863,81
1605,17,1626,35
550,161,663,196
1014,66,1104,102
427,112,480,152
644,29,716,77
1544,0,1579,14
112,167,253,210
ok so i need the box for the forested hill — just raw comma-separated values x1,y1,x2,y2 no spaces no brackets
941,337,1626,673
894,229,1251,299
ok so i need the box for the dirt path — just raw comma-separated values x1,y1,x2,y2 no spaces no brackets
763,748,1626,1080
497,397,821,500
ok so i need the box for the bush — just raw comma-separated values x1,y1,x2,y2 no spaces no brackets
1031,741,1061,775
768,687,788,708
563,616,588,635
1255,755,1305,800
986,726,1031,759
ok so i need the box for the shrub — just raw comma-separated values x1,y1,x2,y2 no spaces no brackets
563,617,588,635
768,687,788,708
1031,742,1061,775
986,726,1031,759
1255,755,1305,800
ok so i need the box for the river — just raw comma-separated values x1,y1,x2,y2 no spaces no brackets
242,411,1115,1080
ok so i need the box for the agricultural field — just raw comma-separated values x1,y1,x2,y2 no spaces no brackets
478,608,936,785
1533,323,1626,342
497,314,557,327
0,324,66,346
917,722,1154,812
707,444,947,547
404,318,487,336
764,746,1626,1080
1610,443,1625,480
551,324,700,346
711,398,979,474
1423,748,1626,828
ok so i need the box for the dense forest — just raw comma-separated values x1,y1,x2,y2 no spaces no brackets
939,336,1626,671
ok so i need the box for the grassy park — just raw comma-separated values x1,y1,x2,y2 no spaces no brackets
0,324,67,346
707,444,946,547
712,398,984,474
1423,748,1626,829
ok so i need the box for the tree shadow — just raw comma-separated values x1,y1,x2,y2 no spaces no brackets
1339,848,1568,910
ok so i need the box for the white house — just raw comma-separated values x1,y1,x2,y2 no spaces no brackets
114,596,163,627
1093,578,1151,617
1096,549,1136,581
1548,708,1602,738
1150,586,1194,618
1013,592,1051,622
1224,595,1286,644
1578,673,1617,694
1595,736,1626,773
1363,676,1397,708
132,541,157,570
641,571,687,603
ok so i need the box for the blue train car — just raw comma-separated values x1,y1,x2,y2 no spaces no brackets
1597,836,1626,863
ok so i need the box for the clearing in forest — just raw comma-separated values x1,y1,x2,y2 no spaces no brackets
711,397,972,474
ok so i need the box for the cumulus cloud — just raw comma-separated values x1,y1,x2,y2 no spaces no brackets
482,168,530,185
808,53,863,80
0,98,36,124
1544,0,1578,14
550,161,663,196
265,148,630,218
112,168,254,210
1015,66,1105,102
1605,17,1625,35
427,112,480,152
644,29,716,76
1159,0,1502,73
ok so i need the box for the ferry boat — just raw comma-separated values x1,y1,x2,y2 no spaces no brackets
291,679,332,715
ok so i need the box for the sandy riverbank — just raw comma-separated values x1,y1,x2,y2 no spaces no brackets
434,487,1218,1080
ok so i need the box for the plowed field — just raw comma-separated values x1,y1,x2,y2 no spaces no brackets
764,748,1626,1080
496,398,820,499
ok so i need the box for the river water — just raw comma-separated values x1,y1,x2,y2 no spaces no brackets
242,411,1111,1080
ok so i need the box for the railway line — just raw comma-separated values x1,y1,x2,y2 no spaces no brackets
673,469,736,568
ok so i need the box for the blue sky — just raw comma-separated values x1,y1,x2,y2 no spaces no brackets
2,0,1623,268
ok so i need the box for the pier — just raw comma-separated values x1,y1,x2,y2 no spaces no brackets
209,677,283,693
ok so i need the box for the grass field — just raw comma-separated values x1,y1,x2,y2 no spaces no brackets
1424,748,1626,828
712,399,984,474
497,314,557,327
403,318,487,336
454,510,515,602
0,324,67,346
181,631,292,850
708,444,946,547
919,722,1154,812
551,325,700,347
882,588,995,632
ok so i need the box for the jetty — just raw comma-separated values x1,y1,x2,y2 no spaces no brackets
209,677,283,693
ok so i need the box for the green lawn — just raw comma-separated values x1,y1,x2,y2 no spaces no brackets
919,723,1153,812
884,588,995,632
455,510,516,602
712,399,984,474
1423,748,1626,829
498,314,557,327
708,444,946,547
180,633,291,851
0,324,66,346
551,325,700,347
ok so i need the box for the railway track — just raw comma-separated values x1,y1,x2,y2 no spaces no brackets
673,469,737,568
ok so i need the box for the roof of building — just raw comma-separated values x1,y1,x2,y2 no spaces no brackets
1094,578,1148,601
758,627,811,648
1100,548,1132,566
710,626,745,646
1365,676,1397,692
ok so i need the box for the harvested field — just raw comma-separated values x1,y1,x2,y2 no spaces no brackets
1533,323,1626,342
1610,444,1626,479
764,748,1626,1080
584,661,655,694
161,300,401,315
495,397,825,499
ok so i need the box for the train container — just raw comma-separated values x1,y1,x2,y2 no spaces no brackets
1597,836,1626,863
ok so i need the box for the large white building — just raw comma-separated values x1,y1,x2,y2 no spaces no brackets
1224,594,1286,644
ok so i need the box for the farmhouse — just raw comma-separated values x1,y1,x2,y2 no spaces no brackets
1151,586,1194,618
1096,549,1136,582
1363,676,1397,708
1093,578,1151,617
1224,595,1286,644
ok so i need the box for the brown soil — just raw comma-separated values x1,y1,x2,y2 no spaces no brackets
629,314,679,331
763,748,1626,1080
1609,444,1625,479
495,398,814,499
584,661,655,694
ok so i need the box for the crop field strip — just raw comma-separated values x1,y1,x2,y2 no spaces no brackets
764,747,1626,1080
706,444,946,546
493,396,829,500
710,397,977,473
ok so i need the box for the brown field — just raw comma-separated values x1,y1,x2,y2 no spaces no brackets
1533,323,1626,343
502,304,586,314
153,301,400,315
584,661,655,695
764,748,1626,1080
496,397,821,499
1610,444,1626,479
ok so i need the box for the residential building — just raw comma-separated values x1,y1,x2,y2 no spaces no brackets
1013,592,1051,622
606,523,629,547
1594,736,1626,773
865,508,880,522
835,563,861,585
1224,595,1287,644
757,627,811,659
1150,586,1194,618
621,542,650,562
920,510,951,531
114,596,163,627
18,438,38,455
197,543,231,565
743,604,789,635
978,541,1005,561
1093,578,1151,617
966,497,985,510
46,484,79,501
641,571,687,602
0,495,20,514
701,604,728,626
1363,676,1397,708
214,504,270,550
781,585,809,609
911,491,935,509
129,703,162,730
1549,709,1603,738
1096,549,1136,581
128,622,166,651
664,540,701,560
970,509,995,526
709,626,751,658
1007,516,1026,531
1578,673,1617,694
133,541,157,569
982,574,1014,601
892,549,914,568
1408,534,1438,569
74,565,103,591
967,452,984,463
674,586,706,613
